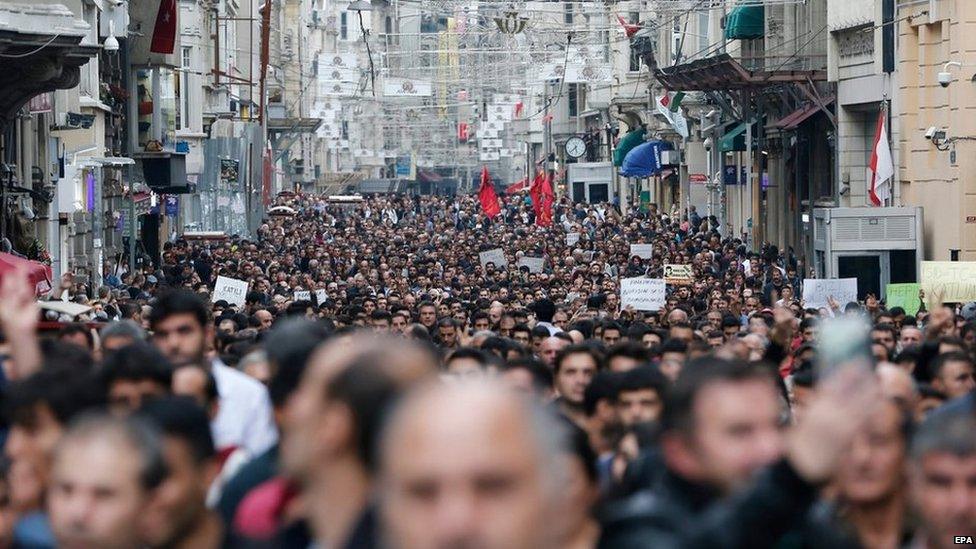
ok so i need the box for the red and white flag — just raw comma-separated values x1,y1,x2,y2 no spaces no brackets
868,106,894,207
150,0,178,54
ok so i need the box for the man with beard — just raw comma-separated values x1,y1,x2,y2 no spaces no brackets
149,290,277,456
599,357,880,547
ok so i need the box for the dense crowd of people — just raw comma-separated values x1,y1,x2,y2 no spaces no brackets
0,192,973,549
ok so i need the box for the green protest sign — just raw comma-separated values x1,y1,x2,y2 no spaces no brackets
886,283,921,316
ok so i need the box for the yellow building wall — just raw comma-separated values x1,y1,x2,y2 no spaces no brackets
898,0,976,259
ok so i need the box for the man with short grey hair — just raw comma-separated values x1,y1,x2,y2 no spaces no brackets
48,413,167,549
908,406,976,549
100,320,148,352
380,381,572,549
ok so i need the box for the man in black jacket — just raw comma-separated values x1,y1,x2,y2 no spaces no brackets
599,357,879,548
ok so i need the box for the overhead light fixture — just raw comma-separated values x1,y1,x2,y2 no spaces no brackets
103,20,119,52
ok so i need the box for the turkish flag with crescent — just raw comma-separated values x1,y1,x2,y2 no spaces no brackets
150,0,178,54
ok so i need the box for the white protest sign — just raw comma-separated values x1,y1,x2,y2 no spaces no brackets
294,290,312,302
629,244,654,259
566,232,580,246
620,277,666,311
517,256,545,273
212,276,248,307
479,248,508,268
315,289,328,304
802,278,858,309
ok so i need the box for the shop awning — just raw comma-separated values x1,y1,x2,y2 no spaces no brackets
725,3,765,40
0,253,52,296
653,53,826,92
613,128,646,167
769,96,836,131
720,122,750,152
620,141,673,177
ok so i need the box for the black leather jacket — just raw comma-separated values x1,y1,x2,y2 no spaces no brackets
598,460,819,549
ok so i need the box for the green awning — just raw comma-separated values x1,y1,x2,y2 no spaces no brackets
725,4,765,40
720,122,749,152
613,128,646,167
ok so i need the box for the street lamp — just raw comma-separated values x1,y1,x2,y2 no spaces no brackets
103,20,120,52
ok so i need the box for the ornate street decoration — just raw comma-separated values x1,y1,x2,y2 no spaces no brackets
494,9,528,35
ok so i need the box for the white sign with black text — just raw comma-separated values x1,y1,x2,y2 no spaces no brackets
629,244,654,260
479,248,508,268
802,278,858,310
212,276,248,308
620,277,666,311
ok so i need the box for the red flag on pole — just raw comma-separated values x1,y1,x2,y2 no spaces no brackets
530,171,554,226
479,166,501,218
150,0,178,54
458,122,469,143
617,15,640,38
529,171,545,218
537,172,554,227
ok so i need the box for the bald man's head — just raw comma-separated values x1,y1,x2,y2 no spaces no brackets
280,335,437,483
539,336,569,367
380,381,569,549
877,363,918,411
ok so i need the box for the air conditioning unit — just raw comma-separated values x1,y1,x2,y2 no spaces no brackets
812,206,924,300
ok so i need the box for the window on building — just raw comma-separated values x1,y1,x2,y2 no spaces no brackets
672,22,682,62
340,12,348,40
179,47,192,130
564,2,573,24
698,12,710,56
629,39,641,72
385,16,393,35
629,12,641,72
79,2,98,98
568,83,579,117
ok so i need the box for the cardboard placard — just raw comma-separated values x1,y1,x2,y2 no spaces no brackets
212,276,248,307
620,277,666,311
517,256,545,273
629,244,653,260
315,289,328,305
566,232,580,246
294,290,312,302
921,261,976,303
802,278,858,310
664,264,694,286
479,248,508,268
885,283,921,316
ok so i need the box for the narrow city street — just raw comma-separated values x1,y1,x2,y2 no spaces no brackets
0,1,974,548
